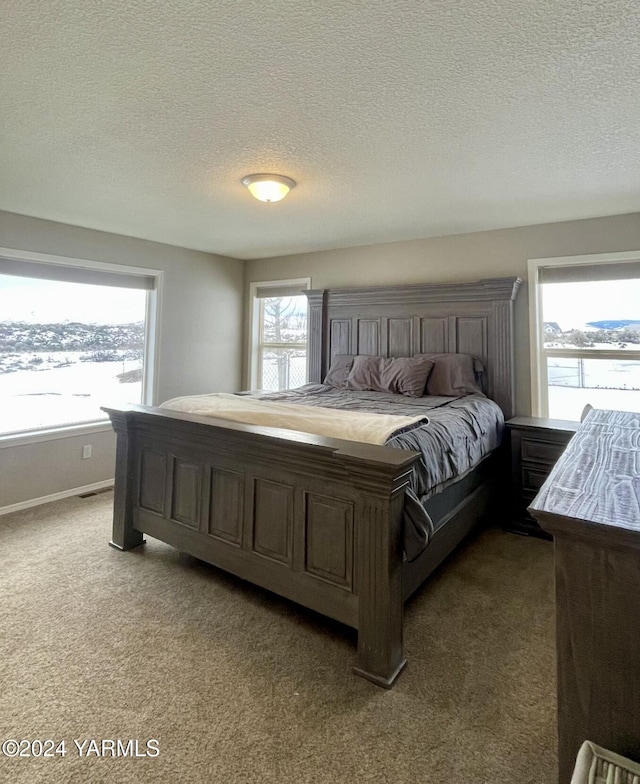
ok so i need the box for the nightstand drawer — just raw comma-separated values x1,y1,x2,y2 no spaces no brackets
522,466,549,493
507,416,579,539
521,437,567,466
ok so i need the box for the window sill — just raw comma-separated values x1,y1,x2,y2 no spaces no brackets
0,420,114,449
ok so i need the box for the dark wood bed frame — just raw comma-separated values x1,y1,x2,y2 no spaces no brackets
103,277,521,687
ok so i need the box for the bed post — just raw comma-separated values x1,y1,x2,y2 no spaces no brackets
104,407,145,551
343,454,415,688
305,289,327,383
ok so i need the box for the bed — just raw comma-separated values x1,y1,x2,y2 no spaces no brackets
103,277,521,687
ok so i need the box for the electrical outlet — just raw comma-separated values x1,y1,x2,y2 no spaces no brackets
82,444,92,459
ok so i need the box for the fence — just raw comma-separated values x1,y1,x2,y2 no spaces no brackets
260,350,307,391
548,357,640,390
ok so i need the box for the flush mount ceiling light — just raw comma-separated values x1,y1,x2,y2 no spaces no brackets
241,173,296,203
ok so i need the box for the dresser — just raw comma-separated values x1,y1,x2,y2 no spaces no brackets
528,409,640,784
506,416,579,537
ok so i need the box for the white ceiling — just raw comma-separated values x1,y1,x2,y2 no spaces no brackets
2,0,640,260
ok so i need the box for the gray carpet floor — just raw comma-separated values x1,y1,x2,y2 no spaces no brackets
0,492,557,783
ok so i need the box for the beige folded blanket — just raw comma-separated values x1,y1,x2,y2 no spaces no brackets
160,393,428,446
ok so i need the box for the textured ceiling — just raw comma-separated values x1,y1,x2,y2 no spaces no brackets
1,0,640,260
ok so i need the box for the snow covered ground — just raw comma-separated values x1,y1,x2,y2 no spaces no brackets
547,357,640,419
548,386,640,420
0,353,142,434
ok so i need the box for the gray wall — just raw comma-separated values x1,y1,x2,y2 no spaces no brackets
4,208,639,508
0,211,244,509
245,212,640,415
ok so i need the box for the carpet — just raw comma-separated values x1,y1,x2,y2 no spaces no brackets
0,492,556,783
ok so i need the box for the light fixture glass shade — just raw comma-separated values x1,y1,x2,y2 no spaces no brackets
242,174,296,203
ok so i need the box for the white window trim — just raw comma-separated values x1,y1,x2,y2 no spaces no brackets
247,277,311,390
0,246,163,443
0,421,114,449
528,250,640,417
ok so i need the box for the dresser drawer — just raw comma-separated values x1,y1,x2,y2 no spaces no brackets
521,437,567,467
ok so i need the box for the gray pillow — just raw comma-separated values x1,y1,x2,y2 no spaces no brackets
345,355,435,397
418,353,484,397
323,354,354,388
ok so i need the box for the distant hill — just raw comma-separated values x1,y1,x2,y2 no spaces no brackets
586,320,640,330
0,321,144,352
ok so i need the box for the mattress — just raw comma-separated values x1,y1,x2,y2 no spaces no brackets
249,384,505,559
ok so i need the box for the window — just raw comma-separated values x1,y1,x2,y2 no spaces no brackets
529,252,640,421
0,250,160,437
249,279,310,391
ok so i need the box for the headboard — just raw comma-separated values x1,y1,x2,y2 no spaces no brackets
305,277,522,420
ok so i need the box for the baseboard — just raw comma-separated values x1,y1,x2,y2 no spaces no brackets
0,479,114,516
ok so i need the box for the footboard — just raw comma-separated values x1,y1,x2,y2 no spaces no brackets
103,404,420,687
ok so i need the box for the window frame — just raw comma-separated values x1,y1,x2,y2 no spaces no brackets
0,246,163,444
528,250,640,418
248,278,311,391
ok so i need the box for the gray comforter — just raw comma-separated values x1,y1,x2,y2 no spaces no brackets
250,385,504,559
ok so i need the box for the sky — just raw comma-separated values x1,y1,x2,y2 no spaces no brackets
543,280,640,331
0,276,146,324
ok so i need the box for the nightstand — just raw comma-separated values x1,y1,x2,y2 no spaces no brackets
506,416,580,538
